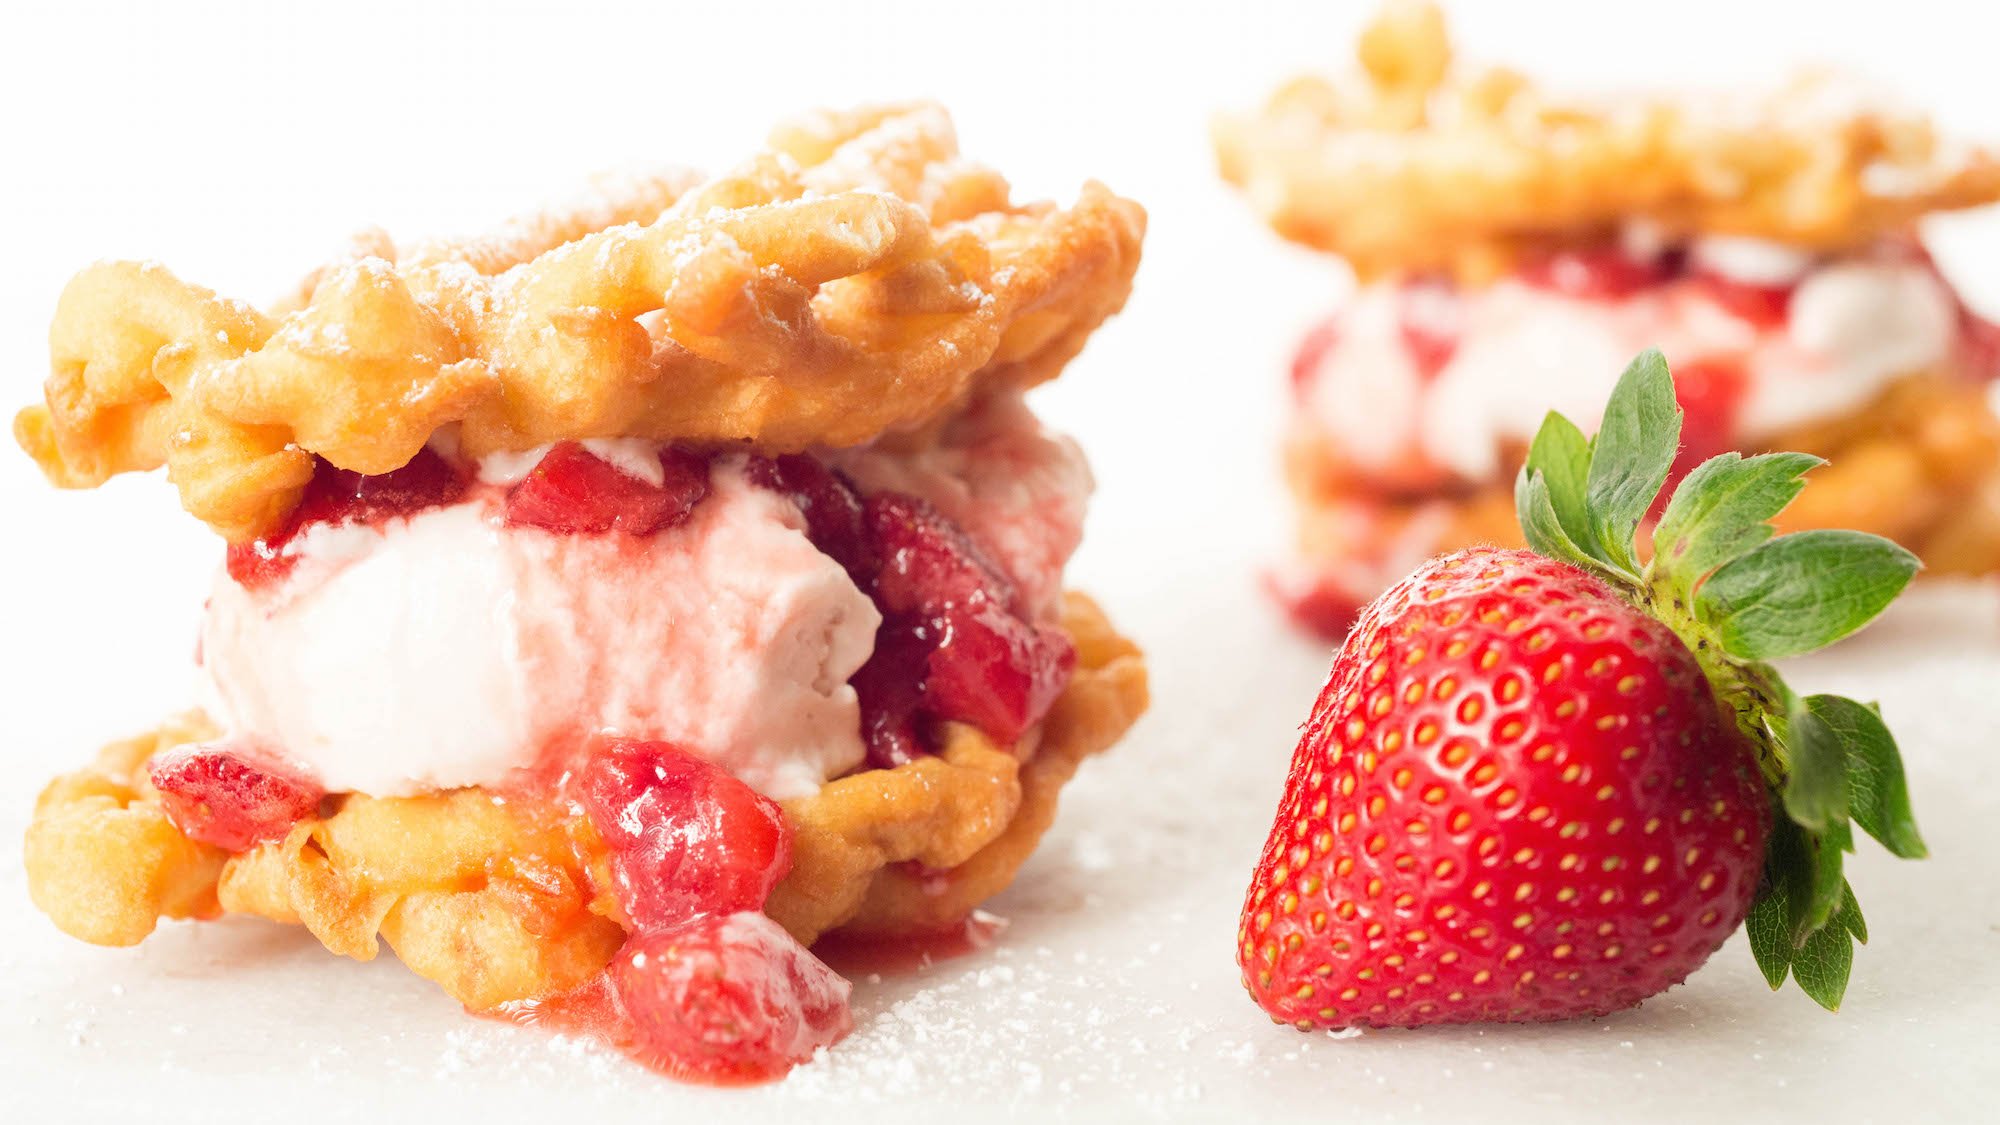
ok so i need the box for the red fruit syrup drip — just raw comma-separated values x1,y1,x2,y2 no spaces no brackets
814,910,1008,977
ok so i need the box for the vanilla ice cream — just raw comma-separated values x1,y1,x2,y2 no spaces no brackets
1299,239,1965,482
195,392,1093,801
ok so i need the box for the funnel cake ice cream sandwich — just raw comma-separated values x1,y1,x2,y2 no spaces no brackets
18,103,1148,1082
1216,1,2000,637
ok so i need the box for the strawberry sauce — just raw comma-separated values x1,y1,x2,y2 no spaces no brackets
226,448,467,587
202,439,1080,1082
814,910,1008,977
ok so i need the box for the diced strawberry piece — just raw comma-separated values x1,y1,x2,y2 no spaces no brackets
1667,358,1749,487
611,912,853,1084
328,445,468,520
226,448,467,587
1397,278,1462,381
1519,247,1673,301
1960,307,2000,381
504,442,710,536
149,743,323,852
861,491,1073,747
849,615,935,769
1289,316,1341,399
1694,272,1794,328
923,603,1076,747
224,536,299,589
867,492,1020,618
751,473,1081,760
577,739,791,930
743,454,876,584
1263,566,1368,641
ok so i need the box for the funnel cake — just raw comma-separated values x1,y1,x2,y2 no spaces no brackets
1218,1,2000,637
18,103,1149,1083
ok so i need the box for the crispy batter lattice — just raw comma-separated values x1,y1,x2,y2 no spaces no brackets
1288,373,2000,582
16,103,1146,542
1214,1,2000,281
23,593,1148,1010
23,713,227,947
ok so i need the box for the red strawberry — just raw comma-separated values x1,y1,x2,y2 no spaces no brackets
848,615,934,769
922,603,1075,746
226,447,467,587
577,738,791,930
858,491,1073,756
1666,357,1748,488
611,911,853,1084
1397,278,1463,381
150,743,324,851
1243,348,1925,1027
1693,272,1794,328
1517,247,1673,301
1289,316,1341,400
504,442,710,536
743,454,876,585
1244,547,1769,1025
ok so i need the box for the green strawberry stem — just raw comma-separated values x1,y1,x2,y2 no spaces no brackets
1513,348,1927,1011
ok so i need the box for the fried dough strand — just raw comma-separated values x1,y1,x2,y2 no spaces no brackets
23,713,226,947
23,593,1147,1009
1214,1,2000,281
16,104,1145,542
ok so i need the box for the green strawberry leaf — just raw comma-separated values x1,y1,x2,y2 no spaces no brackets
1791,914,1854,1012
1746,869,1795,989
1799,820,1852,942
1516,471,1593,574
1520,406,1600,556
1513,348,1927,1014
1650,451,1823,605
1582,348,1680,575
1516,411,1602,571
1783,697,1851,834
1806,694,1927,859
1838,880,1868,944
1694,530,1920,661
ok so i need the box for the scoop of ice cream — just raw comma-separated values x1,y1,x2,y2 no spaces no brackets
1299,239,1966,482
197,458,881,800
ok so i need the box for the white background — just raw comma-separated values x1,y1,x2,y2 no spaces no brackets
3,1,1999,1121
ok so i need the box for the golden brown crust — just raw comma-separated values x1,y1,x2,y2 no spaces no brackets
768,591,1149,938
16,103,1146,542
1214,1,2000,281
1288,373,2000,579
23,713,228,947
22,592,1147,1009
216,791,628,1010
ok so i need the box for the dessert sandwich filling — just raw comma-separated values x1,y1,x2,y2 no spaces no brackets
1217,1,2000,637
18,102,1149,1083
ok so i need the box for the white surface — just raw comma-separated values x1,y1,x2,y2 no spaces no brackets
4,1,2000,1121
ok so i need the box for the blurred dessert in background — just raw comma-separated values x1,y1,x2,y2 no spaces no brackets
1216,0,2000,637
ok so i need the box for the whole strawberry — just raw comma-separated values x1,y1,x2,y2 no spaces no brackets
1242,349,1926,1027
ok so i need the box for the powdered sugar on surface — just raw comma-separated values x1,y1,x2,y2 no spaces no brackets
7,579,1997,1123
